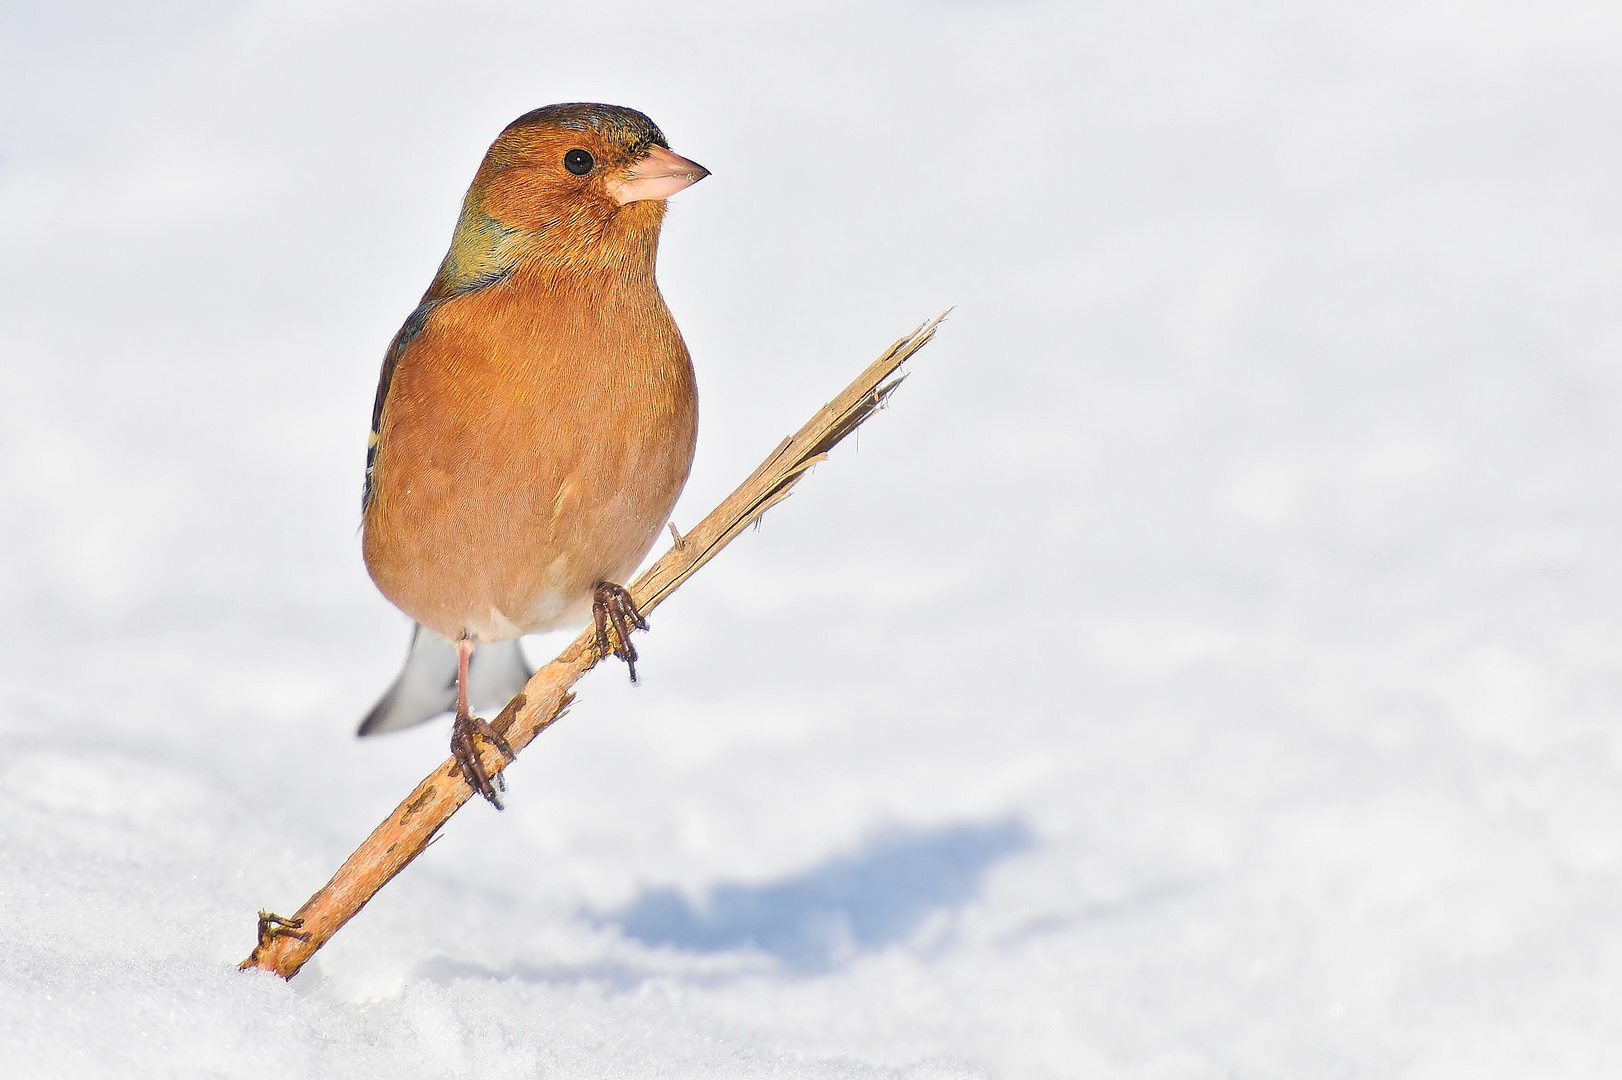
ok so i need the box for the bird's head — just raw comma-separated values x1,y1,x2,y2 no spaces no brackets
433,103,709,293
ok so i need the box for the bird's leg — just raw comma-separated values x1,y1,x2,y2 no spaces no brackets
449,637,514,808
593,581,648,682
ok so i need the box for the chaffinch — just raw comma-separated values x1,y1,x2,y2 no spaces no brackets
356,103,708,805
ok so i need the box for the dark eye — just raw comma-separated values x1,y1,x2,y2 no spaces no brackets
563,148,594,176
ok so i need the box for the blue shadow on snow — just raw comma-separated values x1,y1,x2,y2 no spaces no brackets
610,818,1033,972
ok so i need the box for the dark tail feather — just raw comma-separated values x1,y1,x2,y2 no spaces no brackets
358,624,534,737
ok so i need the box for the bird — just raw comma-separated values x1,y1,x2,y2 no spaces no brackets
356,103,708,806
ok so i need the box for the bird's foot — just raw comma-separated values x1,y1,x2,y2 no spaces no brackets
451,708,514,809
593,581,648,682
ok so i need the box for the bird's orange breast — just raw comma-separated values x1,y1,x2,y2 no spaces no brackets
361,270,697,642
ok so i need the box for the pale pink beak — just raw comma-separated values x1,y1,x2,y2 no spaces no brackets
607,144,710,205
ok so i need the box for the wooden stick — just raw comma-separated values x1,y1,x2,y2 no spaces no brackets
240,315,945,979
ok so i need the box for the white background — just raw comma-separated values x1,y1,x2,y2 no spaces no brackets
3,1,1621,1076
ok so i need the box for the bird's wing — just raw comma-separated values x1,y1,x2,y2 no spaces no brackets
361,211,522,512
362,304,433,512
357,624,534,736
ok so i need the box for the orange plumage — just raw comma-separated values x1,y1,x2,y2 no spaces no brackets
358,103,707,802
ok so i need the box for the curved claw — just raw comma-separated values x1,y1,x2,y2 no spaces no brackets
592,581,648,682
451,710,514,809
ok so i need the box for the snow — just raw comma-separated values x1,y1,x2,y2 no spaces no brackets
3,0,1622,1075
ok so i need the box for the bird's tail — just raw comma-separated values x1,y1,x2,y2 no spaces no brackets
357,624,534,736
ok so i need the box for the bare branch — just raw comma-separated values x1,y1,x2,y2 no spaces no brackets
240,314,945,979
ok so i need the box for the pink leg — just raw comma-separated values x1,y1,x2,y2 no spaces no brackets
449,637,515,808
455,637,472,719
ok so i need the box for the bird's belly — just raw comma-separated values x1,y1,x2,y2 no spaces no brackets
362,390,695,643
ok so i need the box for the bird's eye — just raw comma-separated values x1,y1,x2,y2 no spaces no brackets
563,148,595,176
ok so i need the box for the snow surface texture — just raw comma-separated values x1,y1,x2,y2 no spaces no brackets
3,1,1621,1076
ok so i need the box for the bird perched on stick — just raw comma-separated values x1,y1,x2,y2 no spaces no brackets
357,103,707,805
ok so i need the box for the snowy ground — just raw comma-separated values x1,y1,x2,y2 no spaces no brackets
3,1,1622,1076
